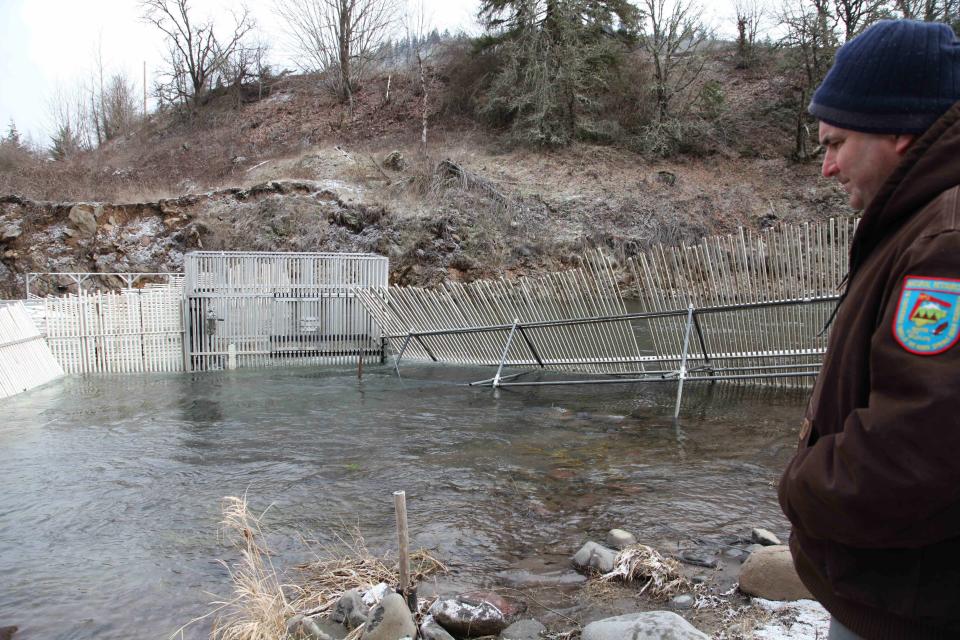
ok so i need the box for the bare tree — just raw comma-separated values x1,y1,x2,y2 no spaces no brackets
142,0,255,106
734,0,766,67
274,0,397,104
405,0,433,154
779,0,838,158
101,73,141,137
834,0,886,40
639,0,710,121
895,0,959,22
214,38,272,105
48,83,93,159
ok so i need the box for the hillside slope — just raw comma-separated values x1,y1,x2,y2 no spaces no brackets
0,50,849,299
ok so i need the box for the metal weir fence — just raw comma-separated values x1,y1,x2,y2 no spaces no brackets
357,253,639,373
42,286,184,374
0,302,64,399
364,218,857,407
460,297,838,418
184,252,389,371
626,217,856,380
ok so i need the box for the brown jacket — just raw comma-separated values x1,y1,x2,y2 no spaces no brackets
779,100,960,639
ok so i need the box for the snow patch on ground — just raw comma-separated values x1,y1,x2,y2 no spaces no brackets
751,598,830,640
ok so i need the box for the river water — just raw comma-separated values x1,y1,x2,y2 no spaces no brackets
0,365,805,639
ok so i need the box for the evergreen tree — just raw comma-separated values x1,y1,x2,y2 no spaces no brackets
50,123,83,160
477,0,639,146
4,119,21,147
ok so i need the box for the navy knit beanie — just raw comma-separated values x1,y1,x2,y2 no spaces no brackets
809,20,960,134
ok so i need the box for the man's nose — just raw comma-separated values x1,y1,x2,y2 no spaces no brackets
822,152,839,178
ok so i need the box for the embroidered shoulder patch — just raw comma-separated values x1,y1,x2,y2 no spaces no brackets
893,276,960,355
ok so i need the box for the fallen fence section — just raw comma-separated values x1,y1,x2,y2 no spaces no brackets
184,252,388,371
357,251,640,375
461,297,837,417
0,302,65,399
43,286,184,374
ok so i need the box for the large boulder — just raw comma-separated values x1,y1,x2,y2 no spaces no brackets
738,545,812,601
457,591,525,620
501,618,546,640
361,593,417,640
420,614,455,640
606,529,637,550
332,588,369,629
1,223,20,242
286,615,334,640
581,612,708,640
430,592,516,638
751,528,782,546
68,204,98,236
572,541,617,573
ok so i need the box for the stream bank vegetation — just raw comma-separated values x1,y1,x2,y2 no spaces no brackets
186,495,449,640
185,495,794,640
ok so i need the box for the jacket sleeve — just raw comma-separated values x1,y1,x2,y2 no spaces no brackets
779,228,960,549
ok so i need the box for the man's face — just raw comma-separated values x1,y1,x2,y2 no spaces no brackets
819,122,914,210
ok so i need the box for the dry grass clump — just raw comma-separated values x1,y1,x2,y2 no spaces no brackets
208,495,294,640
598,544,690,598
175,496,447,640
292,527,448,617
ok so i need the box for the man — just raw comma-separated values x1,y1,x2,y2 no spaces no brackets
778,19,960,639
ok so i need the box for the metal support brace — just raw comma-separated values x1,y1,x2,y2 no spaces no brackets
492,319,520,388
674,304,695,419
517,326,545,368
468,371,530,387
394,333,413,377
692,313,713,378
413,335,438,362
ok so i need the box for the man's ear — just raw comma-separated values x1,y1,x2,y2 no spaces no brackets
895,134,916,155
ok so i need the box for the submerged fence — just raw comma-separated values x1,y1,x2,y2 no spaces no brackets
4,218,857,405
365,217,857,400
184,252,389,371
0,302,64,399
358,252,639,373
42,286,184,374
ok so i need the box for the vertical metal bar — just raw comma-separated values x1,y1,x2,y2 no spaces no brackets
674,304,695,419
394,333,412,376
493,319,520,388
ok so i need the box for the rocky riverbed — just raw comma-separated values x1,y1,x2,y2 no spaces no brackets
240,524,823,640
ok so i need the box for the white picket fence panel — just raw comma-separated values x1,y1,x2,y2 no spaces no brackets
43,287,184,374
0,302,65,399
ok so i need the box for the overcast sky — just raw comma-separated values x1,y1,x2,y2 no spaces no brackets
0,0,739,147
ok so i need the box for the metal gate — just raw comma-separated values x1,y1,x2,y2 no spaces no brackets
183,252,388,371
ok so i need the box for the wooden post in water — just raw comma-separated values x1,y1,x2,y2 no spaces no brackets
393,490,416,612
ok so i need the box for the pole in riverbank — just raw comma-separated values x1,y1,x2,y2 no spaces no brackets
393,490,416,613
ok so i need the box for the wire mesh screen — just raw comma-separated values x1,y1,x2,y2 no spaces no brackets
183,252,388,371
627,218,856,383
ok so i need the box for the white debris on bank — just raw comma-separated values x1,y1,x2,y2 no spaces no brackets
751,598,830,640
